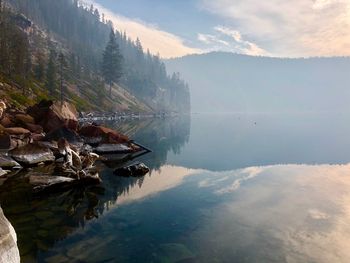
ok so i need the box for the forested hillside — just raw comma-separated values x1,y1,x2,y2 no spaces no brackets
0,0,190,113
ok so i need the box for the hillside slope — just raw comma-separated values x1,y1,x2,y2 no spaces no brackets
0,0,189,113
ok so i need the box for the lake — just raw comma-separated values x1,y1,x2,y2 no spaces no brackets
1,113,350,263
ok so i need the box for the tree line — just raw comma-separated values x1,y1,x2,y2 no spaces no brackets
0,0,190,112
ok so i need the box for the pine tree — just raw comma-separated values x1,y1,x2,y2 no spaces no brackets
102,29,123,96
46,49,56,95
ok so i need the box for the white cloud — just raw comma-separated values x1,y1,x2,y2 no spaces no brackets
83,0,201,58
201,0,350,57
197,26,268,56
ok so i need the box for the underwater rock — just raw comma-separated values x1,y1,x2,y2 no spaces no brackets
29,175,75,193
29,172,101,193
9,144,55,165
114,162,150,177
0,206,20,263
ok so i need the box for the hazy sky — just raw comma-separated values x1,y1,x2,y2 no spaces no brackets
87,0,350,58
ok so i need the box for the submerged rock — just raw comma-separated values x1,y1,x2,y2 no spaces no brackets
9,144,55,165
114,162,150,177
29,172,101,193
0,206,20,263
29,175,75,193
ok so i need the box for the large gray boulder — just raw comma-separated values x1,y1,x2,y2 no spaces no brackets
0,206,20,263
9,144,55,165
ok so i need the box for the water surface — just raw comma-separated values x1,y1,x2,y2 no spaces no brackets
1,113,350,263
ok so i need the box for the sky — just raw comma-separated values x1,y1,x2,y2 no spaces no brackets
85,0,350,58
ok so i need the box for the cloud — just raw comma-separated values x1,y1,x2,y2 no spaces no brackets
197,26,268,56
200,0,350,57
83,0,201,58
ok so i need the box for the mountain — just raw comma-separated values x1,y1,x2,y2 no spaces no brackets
165,52,350,113
0,0,190,113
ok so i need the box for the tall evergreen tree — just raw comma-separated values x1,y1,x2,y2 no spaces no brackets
102,29,123,96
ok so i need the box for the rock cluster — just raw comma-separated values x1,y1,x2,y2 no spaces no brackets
0,99,146,192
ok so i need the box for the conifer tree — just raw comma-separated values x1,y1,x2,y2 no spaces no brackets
102,29,123,96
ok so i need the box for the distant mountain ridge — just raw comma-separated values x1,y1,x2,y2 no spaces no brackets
165,52,350,113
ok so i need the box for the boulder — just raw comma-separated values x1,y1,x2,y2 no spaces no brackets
114,162,150,177
9,144,55,165
45,126,82,144
24,123,43,134
3,127,31,136
29,173,101,193
94,143,134,154
0,155,21,169
79,124,130,145
13,113,35,125
0,206,20,263
29,175,75,193
27,100,78,133
0,114,15,128
0,134,30,151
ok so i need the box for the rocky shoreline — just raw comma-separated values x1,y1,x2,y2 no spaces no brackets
0,99,150,193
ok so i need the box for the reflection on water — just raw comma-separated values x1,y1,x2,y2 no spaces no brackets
1,114,350,262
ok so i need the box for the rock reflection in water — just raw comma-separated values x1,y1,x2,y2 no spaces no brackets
0,116,191,262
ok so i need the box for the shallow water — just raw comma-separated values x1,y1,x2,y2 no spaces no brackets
2,113,350,263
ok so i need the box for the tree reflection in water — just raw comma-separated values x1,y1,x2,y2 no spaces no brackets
0,116,190,262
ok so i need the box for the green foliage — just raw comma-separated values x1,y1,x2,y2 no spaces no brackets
0,10,31,81
9,91,31,105
102,30,123,94
3,0,190,113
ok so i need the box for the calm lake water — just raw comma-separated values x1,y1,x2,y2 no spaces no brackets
2,113,350,263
